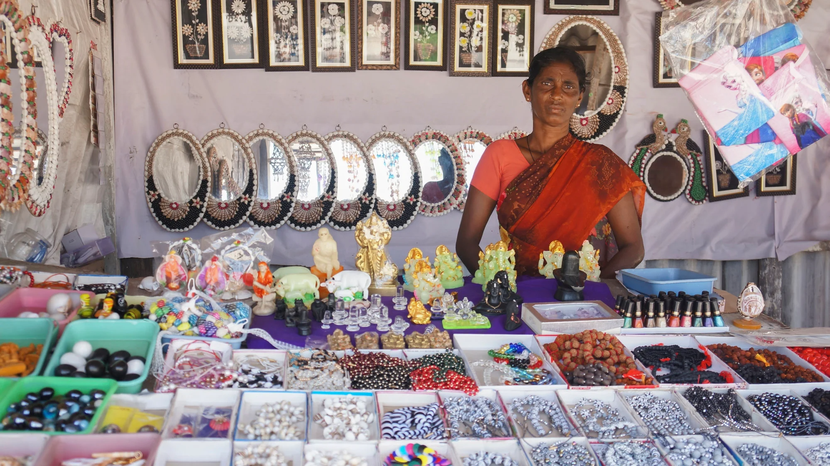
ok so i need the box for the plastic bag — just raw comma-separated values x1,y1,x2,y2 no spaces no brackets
659,0,830,185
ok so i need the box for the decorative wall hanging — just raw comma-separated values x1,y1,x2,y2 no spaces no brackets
449,0,491,77
90,0,107,22
246,127,297,228
311,0,356,71
326,128,376,230
411,127,464,216
492,0,532,77
703,130,749,202
145,126,211,231
25,17,62,217
171,0,218,68
540,16,628,142
544,0,618,16
358,0,400,69
88,42,105,147
404,0,446,71
215,0,262,67
497,127,526,140
453,127,491,211
286,128,337,230
263,0,308,70
201,124,257,229
757,154,797,196
658,0,809,21
0,1,37,212
49,23,74,119
367,129,421,229
653,12,679,88
629,115,707,205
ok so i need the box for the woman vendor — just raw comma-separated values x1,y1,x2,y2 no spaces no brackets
456,47,645,279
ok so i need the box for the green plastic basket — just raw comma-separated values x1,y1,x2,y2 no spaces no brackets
44,320,159,394
0,318,57,378
0,379,12,398
0,376,117,435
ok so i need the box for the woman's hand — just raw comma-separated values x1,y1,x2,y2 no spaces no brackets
602,191,644,278
456,186,497,274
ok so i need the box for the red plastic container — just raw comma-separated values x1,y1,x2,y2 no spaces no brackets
34,433,161,466
0,288,93,336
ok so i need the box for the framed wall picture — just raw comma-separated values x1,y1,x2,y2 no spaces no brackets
172,0,218,68
263,0,309,70
311,0,356,71
449,0,491,77
492,0,532,77
653,12,678,88
703,131,749,202
358,0,400,69
757,154,797,196
544,0,618,15
216,0,262,67
404,0,446,70
90,0,107,23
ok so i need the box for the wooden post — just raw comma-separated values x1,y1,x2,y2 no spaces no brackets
758,258,782,322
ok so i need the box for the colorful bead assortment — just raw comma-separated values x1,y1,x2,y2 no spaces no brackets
148,297,250,338
791,347,830,377
488,343,544,370
384,444,451,466
542,331,653,386
707,344,824,383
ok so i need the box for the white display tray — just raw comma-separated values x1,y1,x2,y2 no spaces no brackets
673,386,780,434
737,388,830,436
785,436,830,464
719,434,811,466
438,389,513,439
450,439,531,466
377,440,452,464
555,389,649,439
495,387,582,438
304,441,379,465
163,389,240,440
309,391,379,442
98,393,174,433
153,439,232,466
234,390,308,441
232,349,287,390
232,440,304,466
618,388,711,434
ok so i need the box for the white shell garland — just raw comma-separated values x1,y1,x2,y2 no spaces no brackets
49,23,74,119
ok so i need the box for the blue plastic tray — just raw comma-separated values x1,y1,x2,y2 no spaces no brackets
620,268,716,296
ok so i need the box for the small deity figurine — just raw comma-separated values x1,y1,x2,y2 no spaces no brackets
327,329,353,351
95,298,115,319
554,251,586,302
472,241,517,292
156,250,188,291
412,261,445,305
252,262,278,316
78,294,95,319
433,245,464,289
474,279,509,315
355,212,398,296
538,240,565,278
426,329,452,349
403,248,426,292
407,297,432,325
503,301,522,331
296,307,312,336
356,332,380,349
196,256,228,297
405,331,431,349
381,331,405,349
734,282,765,330
310,299,328,322
311,228,342,279
578,240,601,282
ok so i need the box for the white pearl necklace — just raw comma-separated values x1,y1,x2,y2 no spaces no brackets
314,396,373,441
304,449,370,466
239,400,305,440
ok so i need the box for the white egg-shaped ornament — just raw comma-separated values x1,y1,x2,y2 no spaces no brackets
46,293,72,316
127,359,145,375
59,352,87,371
18,311,39,318
72,341,93,359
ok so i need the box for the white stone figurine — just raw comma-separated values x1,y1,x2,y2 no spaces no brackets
322,270,372,301
312,227,341,279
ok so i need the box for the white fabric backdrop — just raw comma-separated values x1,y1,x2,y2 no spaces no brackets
113,0,830,268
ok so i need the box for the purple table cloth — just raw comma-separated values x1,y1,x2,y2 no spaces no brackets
246,275,615,349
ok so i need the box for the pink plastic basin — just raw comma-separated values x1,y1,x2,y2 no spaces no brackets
0,288,93,336
34,433,161,466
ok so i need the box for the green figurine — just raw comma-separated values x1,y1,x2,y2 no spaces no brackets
471,240,517,292
433,245,464,289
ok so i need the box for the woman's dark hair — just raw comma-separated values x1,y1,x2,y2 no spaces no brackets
527,47,587,91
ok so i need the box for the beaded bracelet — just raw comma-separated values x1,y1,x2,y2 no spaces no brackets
737,443,799,466
682,386,760,432
747,392,830,435
527,440,595,466
381,404,447,440
384,443,451,466
462,452,519,466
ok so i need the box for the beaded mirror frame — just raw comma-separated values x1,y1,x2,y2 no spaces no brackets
411,127,464,216
200,125,257,230
366,130,421,230
286,128,337,231
0,1,37,212
453,127,491,212
497,127,527,140
325,128,376,231
540,16,628,143
49,23,74,118
245,127,298,229
25,16,62,217
145,126,211,232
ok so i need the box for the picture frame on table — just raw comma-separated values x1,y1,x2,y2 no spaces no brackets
703,131,749,202
90,0,107,23
491,0,532,77
358,0,400,69
215,0,262,68
449,0,491,77
653,12,679,88
404,0,446,70
757,154,797,197
544,0,617,16
171,0,219,68
310,0,357,71
262,0,309,71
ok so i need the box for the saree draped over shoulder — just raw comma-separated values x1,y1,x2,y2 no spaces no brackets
497,134,645,276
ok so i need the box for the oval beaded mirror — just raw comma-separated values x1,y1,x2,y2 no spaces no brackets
326,129,375,231
453,127,492,212
498,127,527,141
25,16,62,217
201,126,258,230
540,16,628,142
145,127,211,231
367,130,421,230
411,127,464,216
246,128,297,229
286,129,337,231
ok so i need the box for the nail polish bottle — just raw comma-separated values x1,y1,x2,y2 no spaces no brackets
680,297,693,327
614,295,625,315
623,301,634,328
692,299,704,327
633,300,644,328
645,299,656,328
656,300,668,328
703,300,714,327
668,299,681,327
710,297,725,327
658,291,667,301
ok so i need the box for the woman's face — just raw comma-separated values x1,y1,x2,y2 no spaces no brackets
750,68,765,85
522,62,584,129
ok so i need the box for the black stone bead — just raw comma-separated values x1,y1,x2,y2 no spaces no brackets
25,417,44,430
89,348,110,362
65,390,83,401
54,419,68,432
90,389,106,400
24,392,39,402
109,350,131,365
70,371,87,378
108,360,128,381
39,387,55,400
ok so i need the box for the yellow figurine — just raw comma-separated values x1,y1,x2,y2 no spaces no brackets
407,297,432,325
434,245,464,289
355,212,398,295
578,240,601,282
538,240,566,278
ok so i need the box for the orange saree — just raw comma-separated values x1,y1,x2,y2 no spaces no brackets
498,134,645,276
